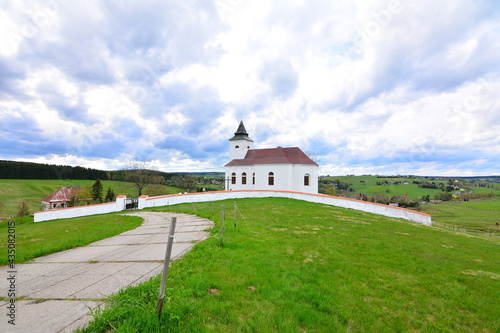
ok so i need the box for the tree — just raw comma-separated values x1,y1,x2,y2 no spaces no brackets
325,186,336,196
69,194,78,207
105,187,116,202
305,151,320,164
124,159,164,196
434,191,452,201
171,175,196,192
17,200,30,217
92,178,104,203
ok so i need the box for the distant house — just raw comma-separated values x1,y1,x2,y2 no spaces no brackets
41,186,82,210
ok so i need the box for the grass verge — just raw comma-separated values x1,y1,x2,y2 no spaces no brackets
78,198,499,332
0,214,143,265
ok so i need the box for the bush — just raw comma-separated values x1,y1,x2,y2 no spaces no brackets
17,200,30,217
434,191,453,201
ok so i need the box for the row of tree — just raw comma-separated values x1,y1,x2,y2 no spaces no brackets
0,160,109,180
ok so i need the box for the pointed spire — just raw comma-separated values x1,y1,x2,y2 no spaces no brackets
235,120,248,135
229,121,253,142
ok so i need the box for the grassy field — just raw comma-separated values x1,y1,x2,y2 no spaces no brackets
421,198,500,234
322,175,500,201
0,214,143,265
0,179,179,220
79,198,499,333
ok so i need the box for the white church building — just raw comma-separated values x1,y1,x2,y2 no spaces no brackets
224,121,319,194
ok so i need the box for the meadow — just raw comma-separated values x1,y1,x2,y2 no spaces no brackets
78,198,499,333
0,179,179,220
420,198,500,234
322,175,500,201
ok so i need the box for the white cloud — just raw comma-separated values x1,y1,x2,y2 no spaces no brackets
0,0,499,176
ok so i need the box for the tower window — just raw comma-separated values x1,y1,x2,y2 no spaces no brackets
252,172,255,185
268,172,274,186
231,172,236,184
235,145,239,148
304,174,310,186
242,172,247,185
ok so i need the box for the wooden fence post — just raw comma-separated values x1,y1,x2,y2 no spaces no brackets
220,204,225,246
156,216,177,318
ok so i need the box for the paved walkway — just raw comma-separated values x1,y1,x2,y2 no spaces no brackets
0,212,213,333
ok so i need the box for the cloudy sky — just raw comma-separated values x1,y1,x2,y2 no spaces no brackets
0,0,499,176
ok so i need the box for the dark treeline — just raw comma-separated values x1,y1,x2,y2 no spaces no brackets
0,160,225,182
0,160,110,180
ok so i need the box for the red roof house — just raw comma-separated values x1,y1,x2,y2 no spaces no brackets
41,185,82,210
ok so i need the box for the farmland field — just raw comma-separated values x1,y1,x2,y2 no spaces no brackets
321,175,500,200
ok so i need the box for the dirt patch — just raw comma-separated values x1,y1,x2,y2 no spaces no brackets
462,270,499,280
303,251,320,263
294,230,317,234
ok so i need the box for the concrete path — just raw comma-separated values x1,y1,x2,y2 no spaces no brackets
0,212,213,333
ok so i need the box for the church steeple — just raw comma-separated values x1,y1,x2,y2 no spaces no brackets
229,121,254,160
229,121,253,142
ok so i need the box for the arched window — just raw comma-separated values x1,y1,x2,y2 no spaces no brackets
242,172,247,185
268,172,274,186
231,172,236,185
252,172,255,185
304,174,310,186
235,145,240,148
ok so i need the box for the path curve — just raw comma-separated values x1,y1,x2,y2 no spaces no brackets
0,212,213,333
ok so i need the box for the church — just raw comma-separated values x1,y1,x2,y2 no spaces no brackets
224,121,319,194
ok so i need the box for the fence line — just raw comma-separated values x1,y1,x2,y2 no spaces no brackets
432,221,496,239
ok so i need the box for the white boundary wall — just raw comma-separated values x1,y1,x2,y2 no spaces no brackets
34,196,127,222
139,190,432,226
33,191,431,225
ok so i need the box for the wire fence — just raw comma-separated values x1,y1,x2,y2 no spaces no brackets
431,221,499,240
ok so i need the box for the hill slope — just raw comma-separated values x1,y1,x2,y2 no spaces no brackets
80,198,500,332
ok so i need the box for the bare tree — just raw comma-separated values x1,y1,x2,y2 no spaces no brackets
305,151,320,164
124,159,164,196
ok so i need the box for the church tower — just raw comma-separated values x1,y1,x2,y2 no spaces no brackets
229,121,254,160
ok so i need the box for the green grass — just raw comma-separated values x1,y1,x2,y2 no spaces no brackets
0,179,180,220
421,198,500,234
323,175,500,201
0,214,143,265
78,198,500,332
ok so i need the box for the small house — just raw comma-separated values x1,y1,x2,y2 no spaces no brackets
41,185,82,210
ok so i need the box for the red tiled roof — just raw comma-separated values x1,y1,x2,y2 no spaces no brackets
42,186,82,203
225,147,318,166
